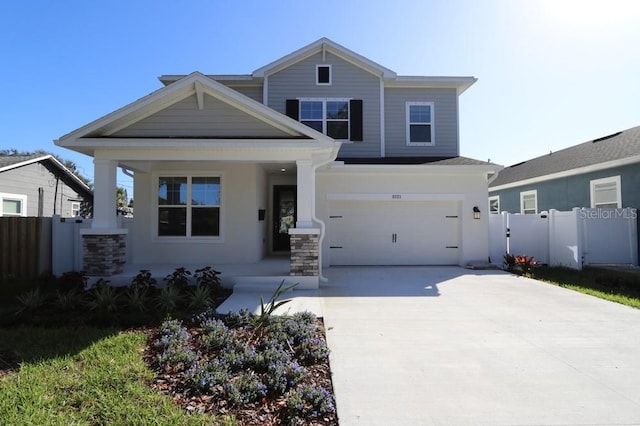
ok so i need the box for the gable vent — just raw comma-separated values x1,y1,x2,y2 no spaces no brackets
592,131,622,143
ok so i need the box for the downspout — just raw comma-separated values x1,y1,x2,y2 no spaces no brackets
311,145,341,283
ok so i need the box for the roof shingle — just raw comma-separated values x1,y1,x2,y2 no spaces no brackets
490,125,640,187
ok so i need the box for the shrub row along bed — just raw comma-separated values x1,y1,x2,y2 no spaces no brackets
145,309,337,425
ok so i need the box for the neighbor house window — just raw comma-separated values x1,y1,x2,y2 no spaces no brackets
489,196,500,214
0,193,27,217
71,202,81,217
406,102,434,146
157,175,220,237
590,175,621,208
520,190,537,214
316,65,331,85
300,98,350,140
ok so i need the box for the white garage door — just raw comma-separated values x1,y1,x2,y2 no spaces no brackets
328,200,460,265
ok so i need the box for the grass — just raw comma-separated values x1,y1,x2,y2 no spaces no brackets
530,265,640,308
0,327,234,425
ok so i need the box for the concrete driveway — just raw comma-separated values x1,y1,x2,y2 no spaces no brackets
322,266,640,426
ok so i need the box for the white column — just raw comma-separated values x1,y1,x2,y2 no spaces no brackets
92,158,118,229
296,159,314,228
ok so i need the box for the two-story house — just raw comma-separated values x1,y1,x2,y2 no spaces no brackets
55,38,499,287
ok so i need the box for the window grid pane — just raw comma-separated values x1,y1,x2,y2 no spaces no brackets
192,177,220,206
300,101,323,120
158,177,187,205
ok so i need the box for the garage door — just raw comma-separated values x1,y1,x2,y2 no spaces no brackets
328,200,460,265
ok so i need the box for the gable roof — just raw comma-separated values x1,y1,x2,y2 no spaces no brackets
0,154,93,200
158,38,477,94
56,71,337,156
490,125,640,189
253,37,397,79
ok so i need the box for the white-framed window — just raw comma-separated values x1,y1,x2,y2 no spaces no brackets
155,174,221,238
71,202,81,217
316,65,331,85
299,98,350,140
590,175,622,208
406,102,435,146
520,190,538,214
488,196,500,214
0,192,27,217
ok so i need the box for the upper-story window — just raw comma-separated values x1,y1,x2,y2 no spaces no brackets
590,175,621,208
286,98,363,142
300,98,349,140
1,192,27,217
406,102,434,146
316,65,331,85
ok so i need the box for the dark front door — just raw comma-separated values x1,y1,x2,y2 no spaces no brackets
273,185,296,252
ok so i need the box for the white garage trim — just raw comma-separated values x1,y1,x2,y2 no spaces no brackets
327,193,465,201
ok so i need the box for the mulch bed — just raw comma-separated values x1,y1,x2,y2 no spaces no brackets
143,318,338,425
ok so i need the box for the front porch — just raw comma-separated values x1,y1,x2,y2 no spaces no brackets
88,257,320,290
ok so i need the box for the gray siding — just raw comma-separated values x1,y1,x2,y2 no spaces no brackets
0,162,84,217
267,52,381,158
114,93,290,138
489,163,640,213
384,87,459,158
224,85,263,103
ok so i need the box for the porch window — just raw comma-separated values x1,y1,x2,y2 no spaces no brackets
590,175,621,208
157,176,220,237
520,190,537,214
0,193,27,217
406,102,434,146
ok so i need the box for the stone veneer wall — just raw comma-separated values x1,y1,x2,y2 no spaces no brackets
82,233,126,276
290,232,319,276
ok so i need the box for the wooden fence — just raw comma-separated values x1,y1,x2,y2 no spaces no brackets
0,217,51,282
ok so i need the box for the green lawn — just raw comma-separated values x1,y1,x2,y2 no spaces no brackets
0,327,234,425
531,266,640,308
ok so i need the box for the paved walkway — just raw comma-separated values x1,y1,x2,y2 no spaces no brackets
219,266,640,425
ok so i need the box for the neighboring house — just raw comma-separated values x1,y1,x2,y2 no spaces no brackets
489,126,640,214
0,154,92,217
55,38,499,286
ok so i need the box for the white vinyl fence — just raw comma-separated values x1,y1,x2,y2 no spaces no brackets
489,208,638,270
51,215,133,276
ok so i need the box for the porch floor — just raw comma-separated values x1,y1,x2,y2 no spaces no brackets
94,257,291,288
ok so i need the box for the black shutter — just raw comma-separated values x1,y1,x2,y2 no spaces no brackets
350,99,363,142
286,99,299,120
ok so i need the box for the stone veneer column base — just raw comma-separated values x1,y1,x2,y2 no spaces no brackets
289,228,320,277
80,229,128,276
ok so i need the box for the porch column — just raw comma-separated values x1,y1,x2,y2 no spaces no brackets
80,158,127,276
295,159,314,228
92,159,118,229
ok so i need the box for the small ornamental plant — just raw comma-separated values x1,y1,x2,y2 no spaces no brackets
148,302,335,425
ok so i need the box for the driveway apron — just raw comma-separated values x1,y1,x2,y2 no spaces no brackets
321,266,640,426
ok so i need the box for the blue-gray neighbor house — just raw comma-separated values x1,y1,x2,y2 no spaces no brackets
488,125,640,214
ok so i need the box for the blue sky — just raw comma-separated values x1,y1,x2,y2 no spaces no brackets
2,0,639,198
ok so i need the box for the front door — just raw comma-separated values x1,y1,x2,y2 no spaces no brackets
273,185,297,252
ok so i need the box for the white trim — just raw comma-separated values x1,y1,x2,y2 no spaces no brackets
520,190,538,214
379,77,385,157
0,192,27,217
590,175,622,208
490,154,640,191
406,102,435,146
488,195,500,214
80,228,128,236
253,37,396,79
315,64,332,85
152,171,225,243
327,193,465,201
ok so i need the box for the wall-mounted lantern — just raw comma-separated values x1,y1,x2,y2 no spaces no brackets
473,206,481,220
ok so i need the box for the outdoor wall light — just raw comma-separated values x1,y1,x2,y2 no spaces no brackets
473,206,481,219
